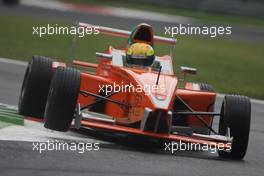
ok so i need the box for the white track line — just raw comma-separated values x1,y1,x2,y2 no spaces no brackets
0,120,102,143
0,57,27,66
0,106,103,143
21,0,71,12
109,7,195,24
0,102,18,110
0,101,104,143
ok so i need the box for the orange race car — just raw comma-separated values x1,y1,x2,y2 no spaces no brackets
18,22,251,160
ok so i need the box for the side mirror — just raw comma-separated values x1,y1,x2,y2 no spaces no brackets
96,52,112,61
180,66,197,75
180,66,197,81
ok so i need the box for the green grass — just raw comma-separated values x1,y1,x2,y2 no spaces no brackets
0,106,24,126
0,15,264,99
62,0,264,28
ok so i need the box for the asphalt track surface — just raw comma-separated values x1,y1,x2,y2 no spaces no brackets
0,3,264,176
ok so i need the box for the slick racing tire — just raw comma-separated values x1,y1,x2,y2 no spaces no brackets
218,95,251,160
198,83,214,92
44,67,80,132
18,56,53,118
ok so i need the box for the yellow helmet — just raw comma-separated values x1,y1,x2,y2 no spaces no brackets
126,43,155,66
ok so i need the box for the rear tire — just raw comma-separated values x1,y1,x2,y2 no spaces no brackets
18,56,53,118
44,67,80,132
218,95,251,160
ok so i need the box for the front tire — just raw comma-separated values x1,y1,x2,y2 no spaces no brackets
218,95,251,160
44,67,80,132
18,56,53,118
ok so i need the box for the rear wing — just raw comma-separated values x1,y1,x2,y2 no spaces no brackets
79,22,177,45
71,22,177,61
